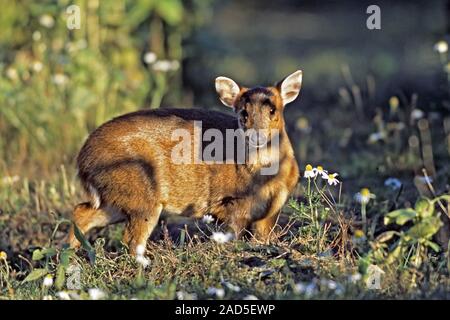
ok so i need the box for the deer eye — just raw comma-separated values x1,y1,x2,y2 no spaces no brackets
270,106,276,115
241,110,248,121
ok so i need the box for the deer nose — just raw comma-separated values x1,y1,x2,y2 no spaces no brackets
248,130,268,148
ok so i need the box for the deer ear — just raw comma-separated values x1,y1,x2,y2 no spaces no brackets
277,70,302,106
215,76,240,108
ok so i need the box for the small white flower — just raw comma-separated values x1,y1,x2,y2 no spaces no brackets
152,60,179,72
348,273,362,283
32,61,43,73
325,173,340,186
434,40,448,54
202,215,214,224
143,52,157,64
136,244,146,256
207,287,225,299
32,31,42,41
136,255,150,268
57,291,71,300
410,109,424,121
223,282,240,292
294,282,306,294
52,73,68,86
1,175,20,185
368,131,385,144
39,14,55,28
88,288,106,300
303,164,315,178
43,274,53,287
354,188,376,205
321,279,338,290
243,295,259,300
313,166,328,179
176,291,197,300
384,177,402,190
6,68,18,81
42,295,53,300
211,232,233,244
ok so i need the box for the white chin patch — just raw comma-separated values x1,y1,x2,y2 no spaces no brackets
88,184,101,209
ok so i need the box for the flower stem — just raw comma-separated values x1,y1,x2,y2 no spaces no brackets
361,203,367,233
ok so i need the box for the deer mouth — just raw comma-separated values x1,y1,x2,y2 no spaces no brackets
248,131,268,148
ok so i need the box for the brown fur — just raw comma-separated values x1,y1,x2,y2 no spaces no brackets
68,79,300,255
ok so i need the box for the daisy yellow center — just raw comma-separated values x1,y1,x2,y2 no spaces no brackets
354,229,364,238
317,166,323,172
361,188,370,196
0,251,6,259
305,164,313,171
328,174,335,179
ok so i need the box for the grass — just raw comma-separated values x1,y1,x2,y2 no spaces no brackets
1,154,449,300
1,1,450,301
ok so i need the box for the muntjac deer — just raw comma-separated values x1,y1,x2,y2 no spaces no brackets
68,70,302,255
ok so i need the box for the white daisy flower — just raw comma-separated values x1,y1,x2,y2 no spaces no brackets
176,291,198,300
312,166,328,179
42,295,53,300
88,288,106,300
143,52,157,64
325,173,340,186
32,31,42,41
152,60,179,72
57,291,71,300
202,215,214,224
207,287,225,299
410,109,424,121
434,40,448,53
6,68,18,81
354,188,376,205
303,164,315,178
32,61,43,73
368,132,385,144
384,177,402,190
211,232,233,244
294,282,317,297
1,175,20,185
52,73,68,86
348,273,362,283
223,281,240,292
39,14,55,28
43,274,53,287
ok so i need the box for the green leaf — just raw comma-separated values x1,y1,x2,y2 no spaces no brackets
73,222,96,265
386,244,403,265
375,231,398,243
59,248,73,268
22,268,48,283
155,0,183,25
424,240,440,253
384,209,416,226
269,258,286,268
406,216,443,240
414,198,434,218
32,247,57,261
55,265,66,290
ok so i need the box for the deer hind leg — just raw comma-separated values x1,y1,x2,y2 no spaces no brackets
122,203,163,256
68,202,126,249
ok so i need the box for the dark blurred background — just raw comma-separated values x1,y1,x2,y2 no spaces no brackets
0,0,449,191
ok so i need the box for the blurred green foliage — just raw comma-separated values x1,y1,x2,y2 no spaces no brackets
0,0,212,173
